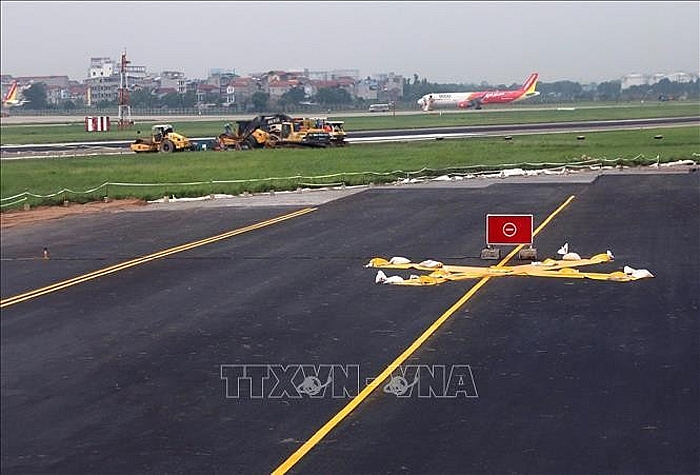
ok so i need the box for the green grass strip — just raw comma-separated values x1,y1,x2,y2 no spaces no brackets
1,102,698,145
1,127,698,209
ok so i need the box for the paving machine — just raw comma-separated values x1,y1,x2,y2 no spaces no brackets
301,117,347,146
216,114,331,150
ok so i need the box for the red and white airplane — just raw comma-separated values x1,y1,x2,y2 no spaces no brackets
417,72,540,111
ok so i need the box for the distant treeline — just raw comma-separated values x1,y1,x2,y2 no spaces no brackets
14,77,700,113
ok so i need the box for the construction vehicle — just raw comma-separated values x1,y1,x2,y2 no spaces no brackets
131,124,193,153
326,120,347,146
301,117,347,146
216,114,331,150
269,118,331,148
216,121,266,150
216,115,289,150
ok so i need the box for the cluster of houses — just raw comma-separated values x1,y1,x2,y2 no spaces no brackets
1,57,405,111
3,55,697,111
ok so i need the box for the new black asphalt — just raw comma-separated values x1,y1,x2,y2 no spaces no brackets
2,172,698,474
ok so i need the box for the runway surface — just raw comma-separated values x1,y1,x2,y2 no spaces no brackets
1,172,698,474
2,115,697,157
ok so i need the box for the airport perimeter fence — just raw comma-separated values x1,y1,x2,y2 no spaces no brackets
6,108,251,118
3,100,578,119
4,105,372,118
4,155,696,211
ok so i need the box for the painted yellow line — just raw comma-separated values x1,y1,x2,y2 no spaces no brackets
271,195,576,475
496,193,576,267
0,207,317,309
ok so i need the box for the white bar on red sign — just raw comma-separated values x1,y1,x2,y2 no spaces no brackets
486,214,534,245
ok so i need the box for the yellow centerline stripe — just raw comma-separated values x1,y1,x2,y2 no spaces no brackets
271,195,576,475
496,193,576,265
0,207,317,309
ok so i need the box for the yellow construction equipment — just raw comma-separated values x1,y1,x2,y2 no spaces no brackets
215,114,332,150
268,118,331,148
131,124,193,153
300,117,347,146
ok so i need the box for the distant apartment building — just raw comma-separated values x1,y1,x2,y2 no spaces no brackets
306,69,360,81
86,56,150,105
312,77,357,97
1,75,88,106
223,69,407,105
664,71,696,83
69,83,89,104
125,65,148,84
195,83,219,104
374,72,404,101
88,57,115,79
85,75,119,105
86,58,117,104
12,75,74,105
267,79,303,101
355,78,379,101
159,71,187,94
621,71,698,89
206,68,238,93
88,56,147,80
14,75,71,89
1,64,466,110
222,77,258,110
133,76,160,91
45,83,87,105
46,85,69,105
621,73,646,89
650,73,667,85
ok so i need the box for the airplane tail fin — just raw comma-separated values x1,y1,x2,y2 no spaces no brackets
521,73,539,94
3,81,18,104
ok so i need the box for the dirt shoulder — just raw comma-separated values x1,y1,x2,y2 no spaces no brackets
1,199,147,229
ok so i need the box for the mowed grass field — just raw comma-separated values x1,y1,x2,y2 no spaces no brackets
2,126,698,208
1,102,698,145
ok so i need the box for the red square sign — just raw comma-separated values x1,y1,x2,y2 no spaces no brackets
486,214,533,245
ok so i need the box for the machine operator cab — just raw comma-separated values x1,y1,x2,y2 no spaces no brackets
152,124,174,141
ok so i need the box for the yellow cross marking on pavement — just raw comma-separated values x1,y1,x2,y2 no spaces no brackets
367,250,654,286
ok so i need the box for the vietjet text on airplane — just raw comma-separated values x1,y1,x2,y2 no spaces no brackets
417,72,540,112
2,81,29,108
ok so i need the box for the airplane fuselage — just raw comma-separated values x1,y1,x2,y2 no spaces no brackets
418,73,540,111
419,89,539,110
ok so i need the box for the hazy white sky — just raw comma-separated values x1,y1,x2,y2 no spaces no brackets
1,1,698,84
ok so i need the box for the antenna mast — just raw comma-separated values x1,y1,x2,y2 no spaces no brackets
117,50,133,129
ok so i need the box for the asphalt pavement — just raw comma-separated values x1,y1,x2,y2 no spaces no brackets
1,171,698,474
